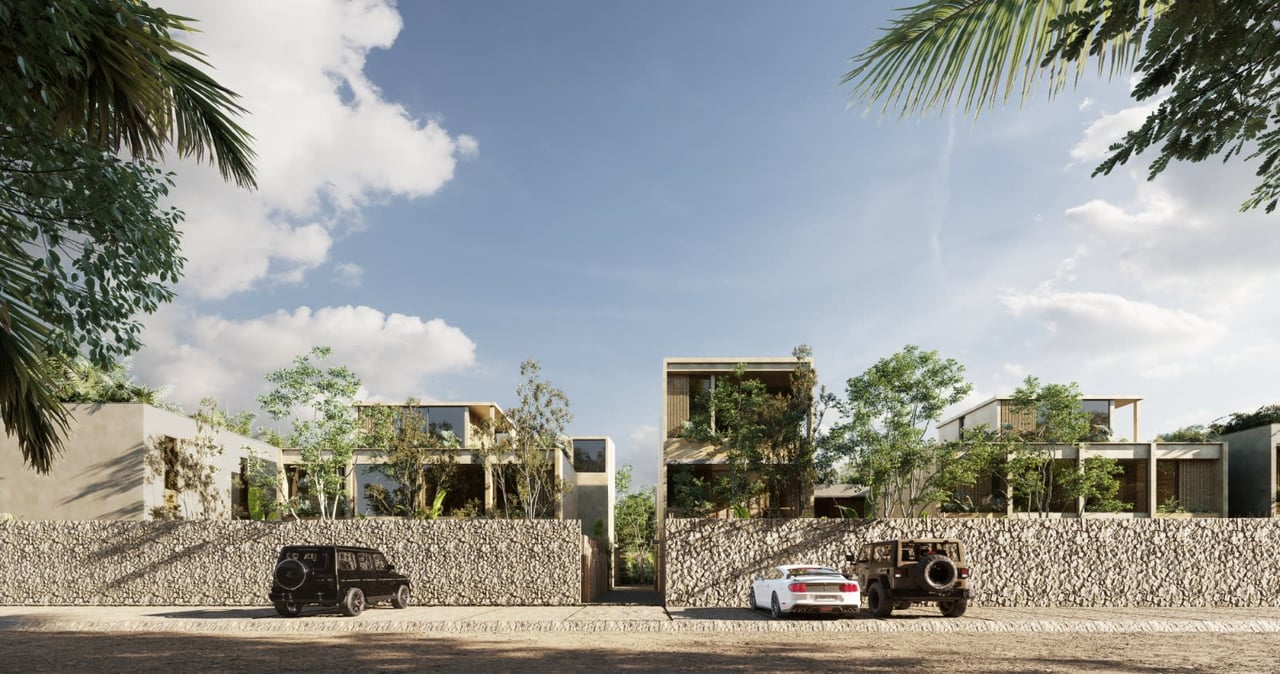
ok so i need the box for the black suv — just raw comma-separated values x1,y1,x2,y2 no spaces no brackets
269,545,412,617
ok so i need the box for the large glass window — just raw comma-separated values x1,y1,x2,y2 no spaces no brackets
1081,400,1112,440
573,439,607,473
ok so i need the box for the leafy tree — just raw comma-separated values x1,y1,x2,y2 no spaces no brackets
613,464,657,584
487,360,573,519
680,347,827,518
824,345,975,518
360,401,461,519
1002,376,1127,515
258,347,360,520
844,0,1280,213
0,0,256,474
41,356,168,405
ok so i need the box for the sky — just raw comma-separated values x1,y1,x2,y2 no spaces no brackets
131,0,1280,491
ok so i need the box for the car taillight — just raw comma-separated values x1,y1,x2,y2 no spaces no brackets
788,582,807,593
841,583,859,593
958,568,970,579
894,566,909,579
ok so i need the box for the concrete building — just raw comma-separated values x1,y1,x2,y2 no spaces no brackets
0,403,279,520
570,436,616,541
1219,424,1280,517
941,395,1227,517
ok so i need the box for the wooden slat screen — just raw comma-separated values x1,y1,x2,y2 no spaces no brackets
667,375,689,438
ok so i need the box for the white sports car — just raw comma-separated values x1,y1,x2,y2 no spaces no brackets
749,564,861,619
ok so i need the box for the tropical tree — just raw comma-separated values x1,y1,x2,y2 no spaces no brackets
824,345,976,518
361,401,461,519
0,0,256,474
40,356,169,406
613,464,656,584
258,347,360,520
845,0,1280,213
488,360,574,519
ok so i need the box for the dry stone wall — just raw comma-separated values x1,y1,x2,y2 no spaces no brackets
665,518,1280,608
0,520,581,606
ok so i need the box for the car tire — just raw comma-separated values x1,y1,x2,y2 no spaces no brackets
274,559,307,591
340,587,366,617
273,601,302,618
391,584,411,609
939,598,968,618
770,592,786,620
748,587,757,610
867,583,893,618
915,555,958,592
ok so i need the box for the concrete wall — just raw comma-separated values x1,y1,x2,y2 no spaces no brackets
664,518,1280,608
0,404,279,521
0,519,581,606
1221,425,1279,517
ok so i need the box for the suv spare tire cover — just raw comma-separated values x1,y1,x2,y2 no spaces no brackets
915,554,958,591
275,559,307,590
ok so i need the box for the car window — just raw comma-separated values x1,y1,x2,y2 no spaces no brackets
372,553,388,571
357,552,372,571
337,551,357,571
285,549,331,571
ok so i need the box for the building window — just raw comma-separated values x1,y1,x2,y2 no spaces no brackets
1081,400,1112,440
573,439,607,473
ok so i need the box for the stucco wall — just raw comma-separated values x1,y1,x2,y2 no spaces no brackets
0,520,581,606
664,518,1280,608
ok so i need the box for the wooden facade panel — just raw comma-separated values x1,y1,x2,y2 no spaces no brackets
1179,460,1221,513
667,375,689,438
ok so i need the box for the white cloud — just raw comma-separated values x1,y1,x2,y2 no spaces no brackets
619,425,660,490
1000,288,1225,376
1068,102,1157,163
162,0,475,300
133,304,477,416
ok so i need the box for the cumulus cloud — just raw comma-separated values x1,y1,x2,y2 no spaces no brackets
133,305,477,416
1068,102,1157,163
334,262,365,287
1000,288,1225,376
162,0,476,300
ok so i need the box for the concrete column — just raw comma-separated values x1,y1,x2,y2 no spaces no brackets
1148,442,1158,516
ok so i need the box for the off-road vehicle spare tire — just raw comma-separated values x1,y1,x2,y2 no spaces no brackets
274,558,307,590
914,554,958,591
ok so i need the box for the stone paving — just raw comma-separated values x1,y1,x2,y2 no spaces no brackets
1,604,1279,634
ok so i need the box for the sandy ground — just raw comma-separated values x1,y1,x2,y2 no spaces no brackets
5,629,1279,673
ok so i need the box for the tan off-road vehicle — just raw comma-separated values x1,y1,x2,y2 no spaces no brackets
844,538,971,618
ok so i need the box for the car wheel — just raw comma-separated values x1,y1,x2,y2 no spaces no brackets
915,555,958,592
867,583,893,618
274,559,307,591
391,584,411,609
273,601,302,618
939,598,968,618
748,587,757,610
770,592,786,620
340,587,366,617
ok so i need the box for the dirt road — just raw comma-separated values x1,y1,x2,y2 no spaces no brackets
5,629,1278,672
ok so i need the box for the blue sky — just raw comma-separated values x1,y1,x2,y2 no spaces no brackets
135,1,1280,489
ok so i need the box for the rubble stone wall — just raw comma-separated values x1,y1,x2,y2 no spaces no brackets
664,518,1280,607
0,520,582,606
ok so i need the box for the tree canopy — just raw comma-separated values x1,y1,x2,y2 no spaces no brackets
0,0,256,473
845,0,1280,213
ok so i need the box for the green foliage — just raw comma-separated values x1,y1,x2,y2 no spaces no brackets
823,345,974,518
1210,404,1280,436
0,0,257,475
846,0,1280,213
484,360,573,519
613,465,656,551
360,401,461,519
1065,455,1131,513
1155,424,1218,442
1157,496,1188,514
682,347,826,518
258,346,361,520
40,356,168,405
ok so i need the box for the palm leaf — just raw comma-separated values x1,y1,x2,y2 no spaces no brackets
844,0,1163,118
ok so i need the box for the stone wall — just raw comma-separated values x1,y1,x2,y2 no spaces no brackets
664,518,1280,608
0,520,581,606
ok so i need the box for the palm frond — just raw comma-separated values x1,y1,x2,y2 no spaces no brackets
0,295,68,474
844,0,1162,119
